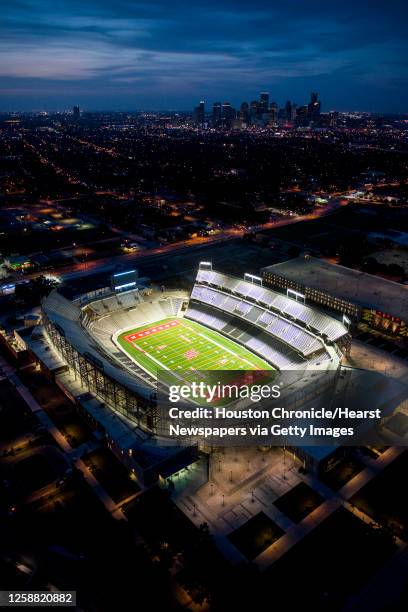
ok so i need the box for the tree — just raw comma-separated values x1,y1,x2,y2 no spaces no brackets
14,276,58,306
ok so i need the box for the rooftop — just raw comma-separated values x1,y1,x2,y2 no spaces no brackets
59,270,112,300
262,256,408,321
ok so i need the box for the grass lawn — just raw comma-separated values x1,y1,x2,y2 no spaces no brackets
0,379,37,440
83,448,140,503
267,507,397,609
384,412,408,437
351,450,408,538
274,482,324,523
116,317,274,402
18,368,93,447
18,478,115,554
321,455,365,491
123,486,199,552
13,453,58,495
228,512,284,560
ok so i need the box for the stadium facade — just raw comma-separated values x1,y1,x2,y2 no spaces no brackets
23,262,351,483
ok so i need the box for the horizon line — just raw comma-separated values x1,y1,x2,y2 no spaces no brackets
1,108,407,116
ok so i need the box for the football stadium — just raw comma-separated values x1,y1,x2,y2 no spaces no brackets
27,262,351,484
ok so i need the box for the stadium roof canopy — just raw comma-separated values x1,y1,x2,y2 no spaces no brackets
43,289,155,400
262,256,408,321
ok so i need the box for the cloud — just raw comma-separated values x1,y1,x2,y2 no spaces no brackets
0,0,407,111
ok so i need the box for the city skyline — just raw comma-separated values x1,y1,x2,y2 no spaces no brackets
1,0,407,113
2,91,406,117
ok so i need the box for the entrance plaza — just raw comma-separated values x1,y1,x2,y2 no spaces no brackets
170,446,304,562
170,444,407,566
167,337,408,567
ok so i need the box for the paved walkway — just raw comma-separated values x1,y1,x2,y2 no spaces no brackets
0,355,127,521
345,340,408,382
255,446,405,569
0,355,72,453
172,450,300,564
75,458,127,521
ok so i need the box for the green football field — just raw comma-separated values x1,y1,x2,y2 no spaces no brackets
116,317,274,388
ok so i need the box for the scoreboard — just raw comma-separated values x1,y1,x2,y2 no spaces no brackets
111,269,138,292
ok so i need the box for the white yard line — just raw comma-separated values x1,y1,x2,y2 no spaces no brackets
113,317,270,381
182,321,265,369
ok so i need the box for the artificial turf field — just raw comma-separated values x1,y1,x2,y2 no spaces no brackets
116,317,274,386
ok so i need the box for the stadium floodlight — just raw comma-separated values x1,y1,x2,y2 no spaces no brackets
287,289,305,303
244,273,262,286
114,281,137,291
343,314,351,328
113,269,137,277
44,274,61,284
199,261,212,270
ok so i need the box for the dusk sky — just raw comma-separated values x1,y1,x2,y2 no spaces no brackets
1,0,407,112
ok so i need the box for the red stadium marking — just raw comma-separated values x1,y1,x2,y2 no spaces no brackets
185,349,199,360
124,320,181,343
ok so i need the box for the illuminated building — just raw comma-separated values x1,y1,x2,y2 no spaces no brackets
222,101,235,126
308,92,321,122
193,100,205,125
240,101,250,125
262,256,408,337
212,101,222,125
259,92,270,114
